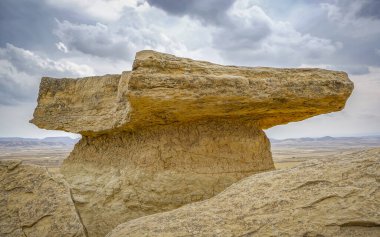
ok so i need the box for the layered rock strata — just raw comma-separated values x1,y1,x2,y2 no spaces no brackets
32,50,353,135
31,50,353,236
0,160,87,237
107,148,380,237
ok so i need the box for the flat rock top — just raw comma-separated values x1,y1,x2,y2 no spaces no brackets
0,160,87,237
107,148,380,237
31,50,353,135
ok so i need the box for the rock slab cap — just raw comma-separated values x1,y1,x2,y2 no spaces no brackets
31,50,353,135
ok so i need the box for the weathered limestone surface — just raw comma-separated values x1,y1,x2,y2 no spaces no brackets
61,121,272,237
31,74,129,135
0,160,87,237
31,50,353,135
30,50,354,237
107,148,380,237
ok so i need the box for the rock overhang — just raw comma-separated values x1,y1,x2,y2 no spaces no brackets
30,50,353,136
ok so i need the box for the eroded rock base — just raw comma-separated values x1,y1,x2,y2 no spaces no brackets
61,120,274,237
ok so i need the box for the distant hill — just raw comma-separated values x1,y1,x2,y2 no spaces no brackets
1,136,379,149
270,135,380,148
0,137,80,147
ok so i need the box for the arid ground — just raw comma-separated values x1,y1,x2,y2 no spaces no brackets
1,136,379,171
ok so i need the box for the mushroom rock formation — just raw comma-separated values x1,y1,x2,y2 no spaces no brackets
30,50,354,237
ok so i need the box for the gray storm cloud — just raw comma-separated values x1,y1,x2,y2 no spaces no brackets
0,0,379,137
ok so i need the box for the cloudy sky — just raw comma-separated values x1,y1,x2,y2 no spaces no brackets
0,0,379,139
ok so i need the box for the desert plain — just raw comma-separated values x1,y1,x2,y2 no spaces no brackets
1,136,379,170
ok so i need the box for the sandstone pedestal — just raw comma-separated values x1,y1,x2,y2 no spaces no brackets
61,121,272,237
31,50,353,236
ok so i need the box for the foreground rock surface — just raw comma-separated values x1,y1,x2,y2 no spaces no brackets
30,50,354,237
0,160,87,237
107,148,380,237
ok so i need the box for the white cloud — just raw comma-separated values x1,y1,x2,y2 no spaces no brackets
288,1,380,74
0,43,94,105
54,20,132,59
0,60,36,105
320,1,380,37
212,0,341,67
53,16,186,61
50,1,342,68
213,4,272,50
0,43,93,76
320,2,344,23
56,42,68,53
45,0,145,22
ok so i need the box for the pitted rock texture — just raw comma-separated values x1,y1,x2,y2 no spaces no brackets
107,148,380,237
30,50,354,237
31,74,129,134
0,160,87,237
31,50,353,135
61,121,272,237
